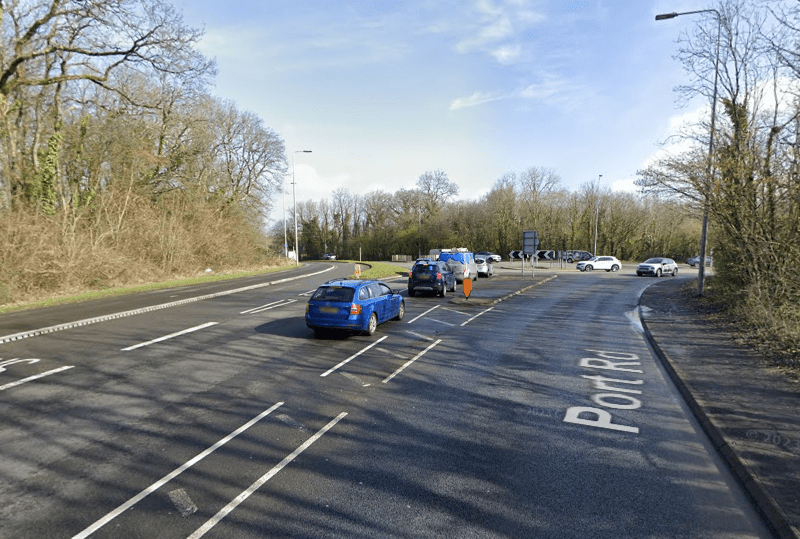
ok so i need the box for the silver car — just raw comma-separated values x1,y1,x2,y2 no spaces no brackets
637,257,678,277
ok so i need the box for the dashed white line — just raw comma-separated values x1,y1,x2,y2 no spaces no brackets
71,402,284,539
0,365,74,391
320,336,388,377
407,304,440,324
187,412,348,539
460,307,494,326
121,322,218,351
382,339,443,383
240,298,297,314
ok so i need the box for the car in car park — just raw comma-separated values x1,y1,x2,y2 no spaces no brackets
476,251,501,263
686,255,712,267
305,279,404,336
636,257,679,277
576,256,621,272
408,260,456,297
475,256,493,277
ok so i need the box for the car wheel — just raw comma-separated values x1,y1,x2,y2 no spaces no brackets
672,268,678,276
366,313,378,336
439,283,446,297
567,258,574,263
450,280,456,292
655,269,662,277
408,288,415,297
585,265,593,272
395,301,405,321
610,265,619,272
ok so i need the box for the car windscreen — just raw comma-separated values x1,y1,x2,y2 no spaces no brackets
644,258,663,263
311,286,355,302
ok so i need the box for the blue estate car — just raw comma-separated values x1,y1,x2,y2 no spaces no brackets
305,279,404,336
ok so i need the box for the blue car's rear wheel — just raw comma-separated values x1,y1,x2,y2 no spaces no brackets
366,312,378,336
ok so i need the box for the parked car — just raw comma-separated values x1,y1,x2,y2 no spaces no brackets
322,253,337,260
576,256,621,272
305,279,404,336
686,256,712,267
439,248,478,282
408,261,456,297
563,250,593,263
475,257,493,277
476,251,501,263
637,257,678,277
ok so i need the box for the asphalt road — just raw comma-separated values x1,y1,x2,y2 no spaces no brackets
0,262,774,538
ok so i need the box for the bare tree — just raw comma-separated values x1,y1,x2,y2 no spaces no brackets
416,169,459,213
0,0,214,208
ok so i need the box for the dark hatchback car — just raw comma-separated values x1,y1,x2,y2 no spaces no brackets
408,260,456,297
305,279,404,336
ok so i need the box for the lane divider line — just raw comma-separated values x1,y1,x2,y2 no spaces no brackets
406,304,440,324
121,322,219,351
320,336,388,377
0,365,74,391
71,401,284,539
1,266,334,345
460,307,494,327
240,298,297,315
382,339,443,384
187,411,348,539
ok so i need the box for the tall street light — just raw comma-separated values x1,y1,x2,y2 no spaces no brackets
656,8,721,296
292,150,312,266
594,174,602,256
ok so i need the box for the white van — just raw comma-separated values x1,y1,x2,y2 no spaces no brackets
438,248,478,282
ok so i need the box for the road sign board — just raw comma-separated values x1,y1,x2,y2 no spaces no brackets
523,230,539,255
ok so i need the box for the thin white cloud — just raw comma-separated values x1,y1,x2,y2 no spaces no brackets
491,44,523,64
450,72,586,111
449,90,510,110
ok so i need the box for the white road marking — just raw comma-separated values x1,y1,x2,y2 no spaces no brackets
240,298,297,314
0,357,40,372
71,402,284,539
382,339,443,383
460,307,494,326
0,365,74,391
406,304,440,324
121,322,218,351
320,336,388,377
429,318,455,327
187,412,348,539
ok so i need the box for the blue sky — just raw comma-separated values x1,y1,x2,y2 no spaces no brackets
175,0,709,214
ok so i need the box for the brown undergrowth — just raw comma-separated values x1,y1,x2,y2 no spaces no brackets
679,279,800,382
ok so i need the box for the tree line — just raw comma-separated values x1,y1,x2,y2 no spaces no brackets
277,168,700,264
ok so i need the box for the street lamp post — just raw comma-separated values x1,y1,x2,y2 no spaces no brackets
283,187,288,259
656,8,721,296
292,150,312,266
594,174,602,256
